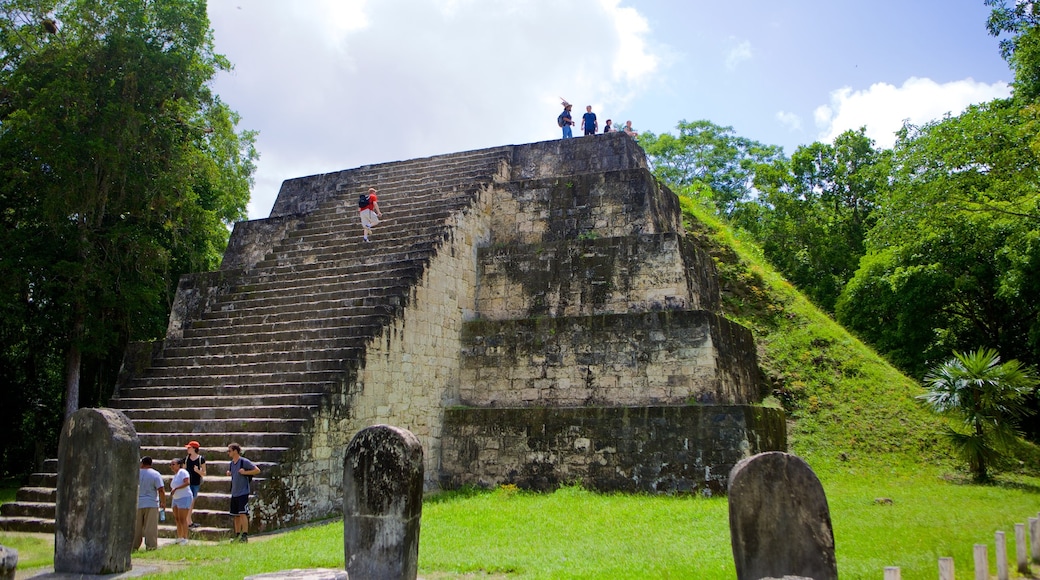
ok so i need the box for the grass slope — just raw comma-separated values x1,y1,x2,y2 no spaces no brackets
680,196,1040,474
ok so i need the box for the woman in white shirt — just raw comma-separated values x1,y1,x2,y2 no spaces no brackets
169,458,193,545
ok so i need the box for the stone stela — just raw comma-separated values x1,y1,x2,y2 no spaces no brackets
1,134,786,538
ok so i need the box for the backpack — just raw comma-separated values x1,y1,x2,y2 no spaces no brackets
358,193,370,208
557,113,565,128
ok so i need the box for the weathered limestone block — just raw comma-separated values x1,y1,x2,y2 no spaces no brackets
0,545,16,580
489,169,682,246
54,408,139,575
165,269,236,340
461,311,761,407
509,133,648,181
476,233,719,319
441,405,786,494
343,425,424,580
222,214,303,271
728,452,837,580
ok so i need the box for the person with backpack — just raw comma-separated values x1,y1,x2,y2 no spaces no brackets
184,440,206,530
226,442,260,543
558,100,574,139
358,187,382,242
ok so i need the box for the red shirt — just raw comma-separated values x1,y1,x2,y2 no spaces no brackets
360,193,378,212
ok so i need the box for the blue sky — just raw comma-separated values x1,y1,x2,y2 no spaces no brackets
207,1,1014,220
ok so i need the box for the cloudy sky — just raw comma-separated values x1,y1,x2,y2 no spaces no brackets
206,1,1014,220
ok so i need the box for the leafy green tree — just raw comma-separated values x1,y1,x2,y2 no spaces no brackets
0,0,256,474
732,129,887,312
919,348,1038,482
837,100,1040,379
641,119,784,215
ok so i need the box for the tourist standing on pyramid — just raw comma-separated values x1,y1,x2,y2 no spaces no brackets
623,120,639,137
359,187,382,242
134,456,166,551
226,443,261,543
184,440,206,530
559,100,574,139
603,119,614,133
582,105,598,136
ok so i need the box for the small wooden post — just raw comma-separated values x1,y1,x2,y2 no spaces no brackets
996,530,1008,580
938,556,955,580
1018,523,1029,574
974,544,988,580
1031,516,1040,563
883,566,900,580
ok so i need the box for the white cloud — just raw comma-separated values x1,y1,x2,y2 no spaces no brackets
207,0,662,219
775,110,802,132
725,40,751,70
814,77,1011,148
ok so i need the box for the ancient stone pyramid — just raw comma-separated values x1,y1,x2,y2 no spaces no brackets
0,134,784,537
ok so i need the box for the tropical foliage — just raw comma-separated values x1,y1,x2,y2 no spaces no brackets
918,349,1038,481
0,0,256,475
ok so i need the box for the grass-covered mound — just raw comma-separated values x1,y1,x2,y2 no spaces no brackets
679,196,1040,477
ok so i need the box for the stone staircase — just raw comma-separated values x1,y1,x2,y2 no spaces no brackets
0,145,515,538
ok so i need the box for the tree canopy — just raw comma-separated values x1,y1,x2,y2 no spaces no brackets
0,0,256,475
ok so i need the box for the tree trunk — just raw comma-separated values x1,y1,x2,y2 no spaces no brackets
64,316,84,419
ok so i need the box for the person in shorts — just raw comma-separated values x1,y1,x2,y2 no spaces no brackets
226,442,260,543
184,440,206,529
169,458,192,544
359,187,383,242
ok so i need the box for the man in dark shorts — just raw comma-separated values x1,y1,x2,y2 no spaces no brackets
226,442,260,543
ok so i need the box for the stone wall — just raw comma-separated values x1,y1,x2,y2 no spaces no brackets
459,310,761,407
476,233,717,319
489,169,682,246
440,405,786,494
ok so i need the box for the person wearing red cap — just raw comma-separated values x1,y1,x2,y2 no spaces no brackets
184,441,206,530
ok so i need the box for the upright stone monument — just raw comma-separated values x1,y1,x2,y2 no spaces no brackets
0,545,16,580
343,425,424,580
54,408,139,575
728,452,838,580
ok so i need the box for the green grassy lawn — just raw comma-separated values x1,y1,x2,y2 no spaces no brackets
118,467,1040,580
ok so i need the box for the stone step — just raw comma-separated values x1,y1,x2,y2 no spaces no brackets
139,358,347,378
14,486,53,503
28,473,55,487
136,446,288,465
114,392,324,410
232,264,425,296
0,516,52,534
207,284,413,313
119,404,317,420
188,307,397,331
123,371,342,390
253,242,437,271
182,312,390,337
0,501,52,520
137,432,298,449
129,417,307,433
243,259,425,285
149,347,363,370
161,335,367,358
168,326,369,349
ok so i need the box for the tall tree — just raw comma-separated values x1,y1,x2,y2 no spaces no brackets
734,129,887,312
641,119,784,215
0,0,256,472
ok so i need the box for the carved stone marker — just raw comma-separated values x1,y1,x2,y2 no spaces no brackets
728,452,838,580
0,545,17,580
343,425,424,580
54,408,139,575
